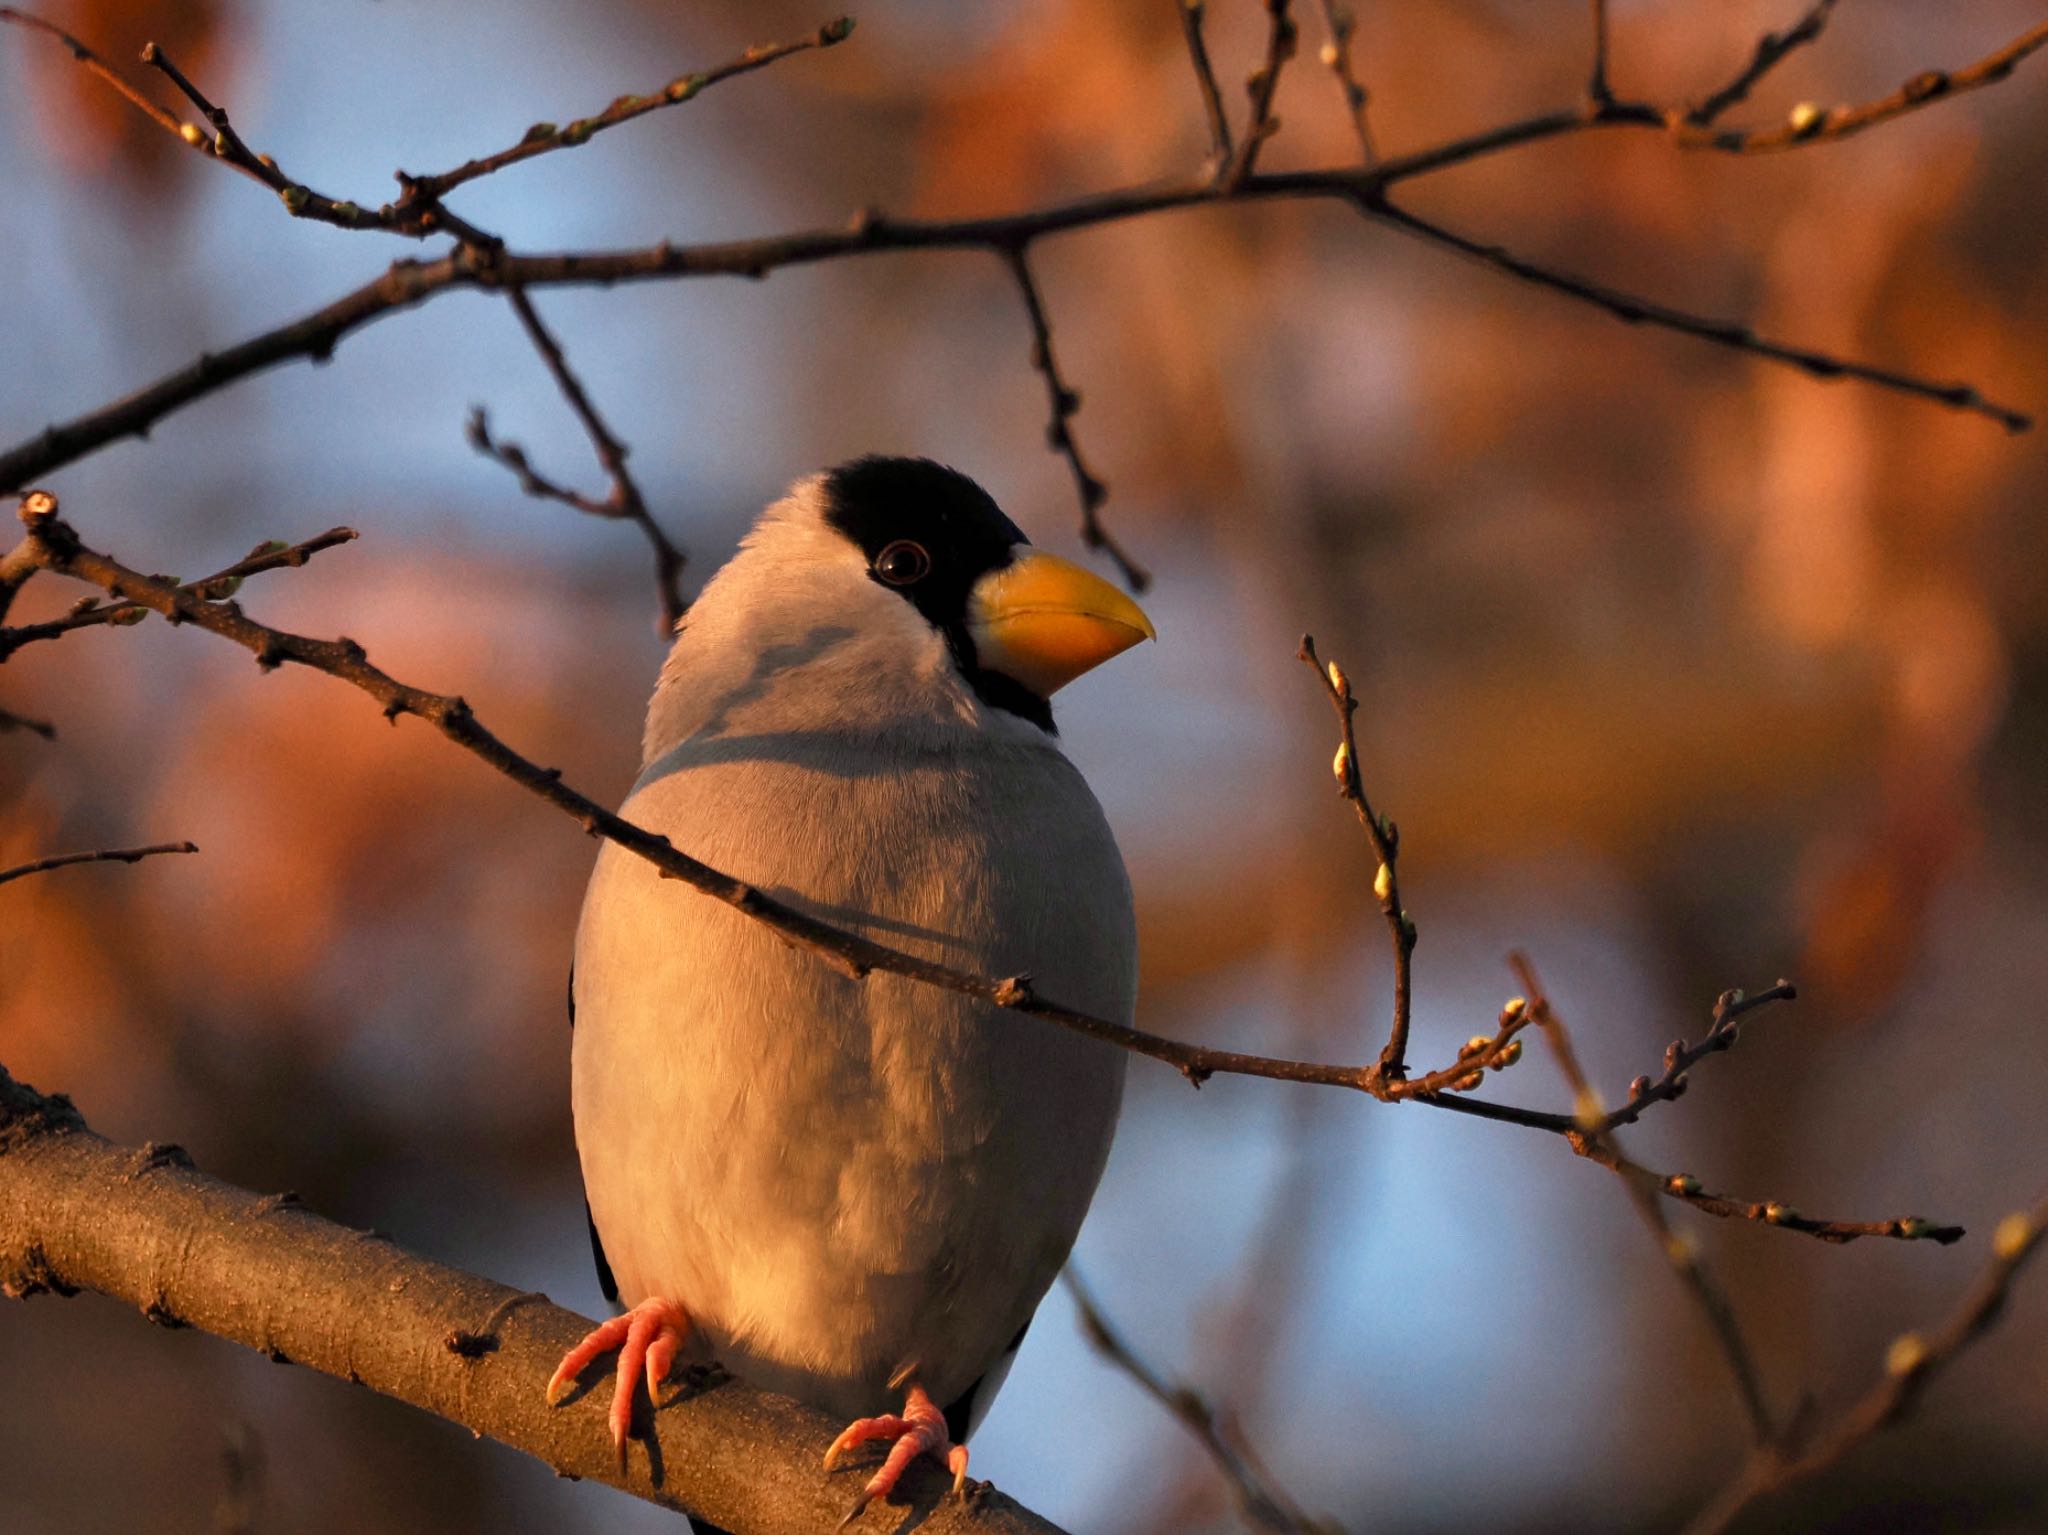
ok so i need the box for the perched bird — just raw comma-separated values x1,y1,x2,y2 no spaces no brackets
549,456,1154,1525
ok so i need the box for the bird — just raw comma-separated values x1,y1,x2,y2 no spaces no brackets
547,455,1154,1528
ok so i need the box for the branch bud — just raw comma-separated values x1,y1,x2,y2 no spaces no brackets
1572,1088,1604,1132
1993,1211,2034,1261
1666,1173,1701,1196
1494,1039,1523,1069
1885,1332,1928,1377
1331,739,1350,784
1372,862,1392,902
1763,1202,1799,1226
279,184,310,213
1787,100,1823,135
178,122,205,147
1326,658,1348,697
1319,42,1340,68
1501,996,1526,1021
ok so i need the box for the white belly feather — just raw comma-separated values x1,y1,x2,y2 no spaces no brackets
571,732,1133,1420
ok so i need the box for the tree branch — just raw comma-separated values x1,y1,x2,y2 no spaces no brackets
1686,0,1839,127
1224,0,1297,189
1363,196,2031,433
1175,0,1234,173
0,841,196,887
1063,1270,1339,1535
0,525,357,661
1517,953,1778,1446
1308,0,1375,164
490,285,688,631
1682,1194,2048,1535
6,498,1957,1251
0,1062,1065,1535
1298,637,1412,1083
1002,247,1149,592
1677,16,2048,154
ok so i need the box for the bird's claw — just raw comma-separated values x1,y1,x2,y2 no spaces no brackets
824,1381,967,1525
545,1296,691,1468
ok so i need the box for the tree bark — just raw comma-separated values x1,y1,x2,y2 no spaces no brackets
0,1063,1071,1535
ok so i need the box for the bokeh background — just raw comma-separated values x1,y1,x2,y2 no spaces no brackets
3,1,2046,1531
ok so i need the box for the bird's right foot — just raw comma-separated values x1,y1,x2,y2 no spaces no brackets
546,1296,692,1469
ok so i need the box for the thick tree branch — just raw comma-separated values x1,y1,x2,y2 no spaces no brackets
0,841,196,887
0,704,55,739
0,1062,1064,1535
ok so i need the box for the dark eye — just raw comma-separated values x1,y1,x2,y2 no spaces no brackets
873,540,931,586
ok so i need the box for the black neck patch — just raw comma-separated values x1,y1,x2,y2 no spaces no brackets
819,456,1056,734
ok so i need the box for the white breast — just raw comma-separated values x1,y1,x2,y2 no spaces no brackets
570,727,1134,1421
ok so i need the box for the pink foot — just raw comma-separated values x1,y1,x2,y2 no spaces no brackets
546,1296,691,1469
822,1381,969,1527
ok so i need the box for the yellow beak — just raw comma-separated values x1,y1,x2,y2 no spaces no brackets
968,548,1156,697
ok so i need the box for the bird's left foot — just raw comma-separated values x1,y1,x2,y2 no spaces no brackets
545,1296,692,1470
823,1380,968,1527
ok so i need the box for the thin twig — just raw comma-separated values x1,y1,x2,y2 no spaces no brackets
1365,196,2031,432
1687,0,1838,126
1224,0,1297,188
1064,1271,1340,1535
1175,1,1234,171
0,841,197,888
494,285,687,631
2,8,852,240
1682,1194,2048,1535
0,526,357,661
1002,248,1149,592
1514,953,1778,1448
0,705,55,739
403,18,855,204
1298,637,1412,1082
1675,18,2048,154
1308,1,1375,164
1588,0,1613,106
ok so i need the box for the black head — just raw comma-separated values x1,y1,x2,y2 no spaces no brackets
819,456,1054,732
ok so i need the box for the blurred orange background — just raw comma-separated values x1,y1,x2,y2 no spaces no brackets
3,1,2046,1531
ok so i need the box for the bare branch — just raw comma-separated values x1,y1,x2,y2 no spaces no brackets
1683,1193,2048,1535
2,9,851,240
8,498,1960,1254
1308,0,1375,163
1687,0,1839,127
0,704,55,740
496,286,687,631
1224,1,1298,189
1675,18,2048,155
0,526,357,661
403,18,855,204
1002,247,1149,592
1298,638,1412,1082
1064,1271,1340,1535
0,8,185,139
0,841,196,888
0,1061,1065,1535
1175,1,1234,171
1587,0,1613,106
1364,196,2031,433
1515,953,1778,1447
